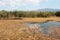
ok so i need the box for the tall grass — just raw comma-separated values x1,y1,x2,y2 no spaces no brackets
0,21,59,40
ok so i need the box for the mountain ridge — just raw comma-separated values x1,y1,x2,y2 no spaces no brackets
38,8,60,12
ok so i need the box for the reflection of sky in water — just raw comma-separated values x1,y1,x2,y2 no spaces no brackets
25,21,60,28
40,21,60,28
25,21,60,34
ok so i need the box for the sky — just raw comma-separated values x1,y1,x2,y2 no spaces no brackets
0,0,60,11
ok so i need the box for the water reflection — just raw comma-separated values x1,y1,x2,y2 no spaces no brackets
25,21,60,34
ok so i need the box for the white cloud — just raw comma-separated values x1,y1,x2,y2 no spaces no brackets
0,0,48,10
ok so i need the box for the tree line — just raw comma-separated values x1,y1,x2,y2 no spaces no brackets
0,10,60,19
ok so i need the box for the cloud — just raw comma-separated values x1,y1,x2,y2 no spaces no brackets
0,0,48,10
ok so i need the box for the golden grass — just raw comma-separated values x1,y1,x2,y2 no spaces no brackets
0,17,60,22
23,17,60,22
0,17,59,40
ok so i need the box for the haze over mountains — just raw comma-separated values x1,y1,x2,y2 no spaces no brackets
38,8,60,12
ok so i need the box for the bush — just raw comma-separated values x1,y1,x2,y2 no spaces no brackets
55,11,60,17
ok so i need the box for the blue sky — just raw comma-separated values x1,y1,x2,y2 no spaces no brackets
0,0,60,11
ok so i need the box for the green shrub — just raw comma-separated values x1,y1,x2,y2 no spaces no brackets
55,11,60,17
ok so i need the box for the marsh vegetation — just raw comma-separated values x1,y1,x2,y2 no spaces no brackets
0,10,60,19
0,20,59,40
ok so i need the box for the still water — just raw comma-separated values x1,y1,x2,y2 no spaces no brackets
25,21,60,34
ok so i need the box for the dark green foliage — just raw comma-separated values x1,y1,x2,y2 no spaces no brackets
55,11,60,17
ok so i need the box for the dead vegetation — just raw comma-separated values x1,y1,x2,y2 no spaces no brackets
0,20,59,40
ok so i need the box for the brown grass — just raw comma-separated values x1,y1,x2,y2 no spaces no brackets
0,17,59,40
23,17,60,22
0,17,60,22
